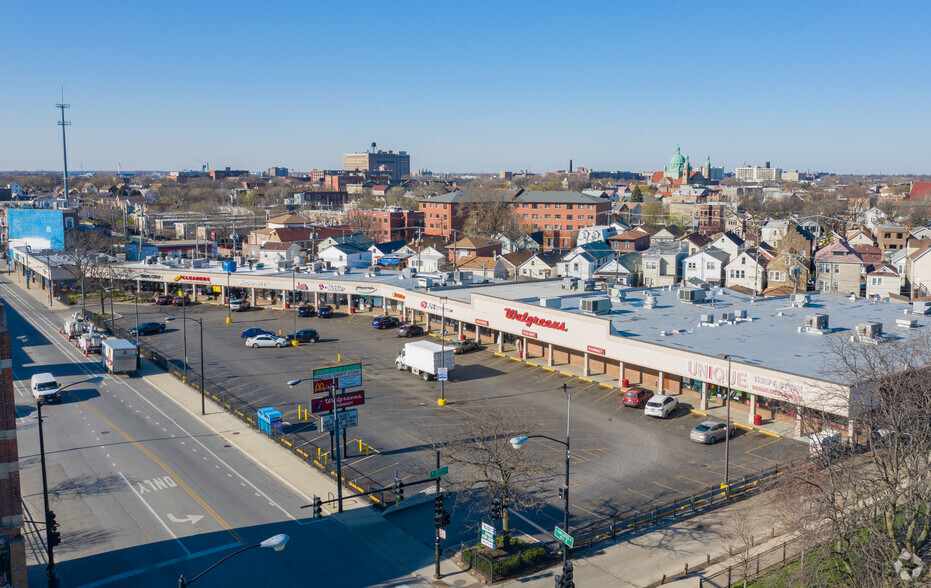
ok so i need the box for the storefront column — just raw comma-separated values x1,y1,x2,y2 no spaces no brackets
520,337,526,359
163,282,169,295
547,344,553,367
347,294,353,311
658,371,665,393
192,287,199,302
314,291,320,307
221,285,227,302
700,381,709,410
618,361,625,386
426,314,432,331
582,352,590,377
748,393,757,424
497,331,504,353
848,419,857,445
458,321,464,340
250,287,256,306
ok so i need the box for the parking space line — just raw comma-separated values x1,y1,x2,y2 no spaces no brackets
677,473,710,486
728,462,757,472
627,488,653,500
592,388,617,403
571,504,609,520
652,480,685,494
361,462,400,478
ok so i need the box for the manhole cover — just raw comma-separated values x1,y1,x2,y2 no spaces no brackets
699,464,709,468
224,444,231,448
233,431,240,435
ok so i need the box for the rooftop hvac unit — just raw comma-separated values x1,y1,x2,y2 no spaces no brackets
562,277,579,290
580,296,612,314
539,297,562,308
368,266,382,274
805,314,829,330
736,309,748,319
791,294,811,307
401,267,415,279
677,288,707,303
183,258,193,268
722,311,735,322
582,279,596,291
610,287,627,301
700,313,715,324
191,258,207,268
896,318,918,329
913,301,930,315
856,322,882,338
644,294,658,308
417,277,435,288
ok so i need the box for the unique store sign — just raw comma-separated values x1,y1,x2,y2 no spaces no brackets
504,308,568,332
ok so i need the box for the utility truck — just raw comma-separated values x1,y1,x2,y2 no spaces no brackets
62,312,86,340
79,332,104,354
395,340,455,381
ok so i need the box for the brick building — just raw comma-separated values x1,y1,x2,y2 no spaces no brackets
0,304,25,585
509,191,612,251
348,209,425,242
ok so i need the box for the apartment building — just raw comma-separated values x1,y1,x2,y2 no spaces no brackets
735,163,782,182
343,149,411,180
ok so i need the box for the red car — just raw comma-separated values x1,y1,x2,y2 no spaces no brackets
172,295,191,306
155,295,172,305
622,387,653,408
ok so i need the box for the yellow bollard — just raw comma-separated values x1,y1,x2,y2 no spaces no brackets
226,317,232,324
292,339,299,347
358,439,363,452
366,443,370,456
337,352,341,362
438,398,447,406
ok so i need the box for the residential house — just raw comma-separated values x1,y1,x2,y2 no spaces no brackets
910,227,931,242
887,247,910,294
641,241,687,287
557,241,615,279
516,251,561,279
852,244,882,271
680,232,711,255
447,236,503,263
266,213,307,229
576,225,619,246
455,256,503,279
651,225,684,242
318,244,371,270
495,250,536,279
724,248,768,294
406,245,448,273
875,224,909,254
866,264,901,299
256,242,302,268
845,227,875,247
495,232,542,254
682,247,730,286
368,240,407,264
907,240,931,297
607,229,651,253
813,240,864,296
760,220,790,247
612,201,644,225
592,259,632,286
316,232,374,253
707,231,744,260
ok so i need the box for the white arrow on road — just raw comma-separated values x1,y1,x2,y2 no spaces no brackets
167,514,204,525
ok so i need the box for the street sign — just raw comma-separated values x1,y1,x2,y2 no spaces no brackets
480,522,496,548
313,363,362,393
439,528,446,540
429,465,449,480
437,367,448,381
311,390,366,414
554,526,574,548
318,409,359,432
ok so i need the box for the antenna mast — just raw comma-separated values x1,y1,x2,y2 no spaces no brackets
57,89,71,207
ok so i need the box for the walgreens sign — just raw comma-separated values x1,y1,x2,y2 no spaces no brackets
504,308,568,332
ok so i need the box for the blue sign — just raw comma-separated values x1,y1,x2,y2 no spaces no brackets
8,209,65,251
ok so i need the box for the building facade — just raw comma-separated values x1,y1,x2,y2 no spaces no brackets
0,304,25,586
343,150,411,180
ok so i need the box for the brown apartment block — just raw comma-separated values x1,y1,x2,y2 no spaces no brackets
0,304,25,585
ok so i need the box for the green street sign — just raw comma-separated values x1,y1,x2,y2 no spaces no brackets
554,526,574,548
430,466,449,480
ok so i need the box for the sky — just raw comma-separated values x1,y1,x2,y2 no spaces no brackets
3,1,929,176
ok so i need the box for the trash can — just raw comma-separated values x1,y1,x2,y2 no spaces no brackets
349,307,355,314
753,414,763,426
622,379,630,388
284,302,290,309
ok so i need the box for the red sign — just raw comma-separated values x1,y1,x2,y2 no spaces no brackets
587,345,605,355
504,308,568,332
311,390,366,414
475,319,489,326
521,330,537,339
174,275,211,282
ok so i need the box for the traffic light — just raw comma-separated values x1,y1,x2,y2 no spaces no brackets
46,510,61,548
394,478,404,502
562,561,574,588
312,496,322,519
558,485,568,501
490,498,502,521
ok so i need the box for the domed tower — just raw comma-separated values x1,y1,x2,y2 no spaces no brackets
702,156,711,181
683,155,691,184
665,146,686,179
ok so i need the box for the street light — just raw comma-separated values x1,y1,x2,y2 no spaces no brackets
438,296,447,406
717,353,733,489
510,383,572,588
104,287,116,333
178,534,289,588
166,313,206,415
36,376,103,587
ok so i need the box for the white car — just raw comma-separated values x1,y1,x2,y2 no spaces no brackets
246,334,287,348
229,299,250,312
644,394,679,418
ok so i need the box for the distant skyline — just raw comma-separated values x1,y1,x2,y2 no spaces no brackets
3,1,929,175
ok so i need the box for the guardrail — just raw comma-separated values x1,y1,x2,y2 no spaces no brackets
699,535,804,587
85,310,399,509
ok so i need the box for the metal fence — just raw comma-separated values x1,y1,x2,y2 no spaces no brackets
85,310,400,508
699,536,804,587
460,537,550,583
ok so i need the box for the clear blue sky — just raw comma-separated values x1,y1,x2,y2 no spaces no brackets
4,1,929,175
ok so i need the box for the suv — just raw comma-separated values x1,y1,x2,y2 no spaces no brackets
172,295,191,306
286,329,320,343
316,305,333,318
155,295,172,305
644,395,678,419
297,305,315,317
622,387,653,408
397,324,424,338
372,316,400,329
229,299,250,312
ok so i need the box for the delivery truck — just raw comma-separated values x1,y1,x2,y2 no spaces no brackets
102,339,137,375
395,340,455,381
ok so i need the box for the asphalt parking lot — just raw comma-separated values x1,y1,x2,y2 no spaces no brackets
113,300,805,540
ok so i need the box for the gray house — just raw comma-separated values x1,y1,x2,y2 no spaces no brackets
642,241,688,287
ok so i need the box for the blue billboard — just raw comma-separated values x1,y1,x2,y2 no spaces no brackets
7,209,66,251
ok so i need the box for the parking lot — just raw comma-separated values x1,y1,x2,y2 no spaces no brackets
113,299,805,537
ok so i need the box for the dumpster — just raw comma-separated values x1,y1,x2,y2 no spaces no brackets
257,408,283,434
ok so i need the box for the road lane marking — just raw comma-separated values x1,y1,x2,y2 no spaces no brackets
118,472,191,556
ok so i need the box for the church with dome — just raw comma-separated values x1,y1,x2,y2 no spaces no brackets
650,146,719,186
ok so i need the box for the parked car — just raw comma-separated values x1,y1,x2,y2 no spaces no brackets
316,305,333,318
172,295,191,306
397,324,424,338
129,321,166,336
447,339,477,354
644,394,679,418
229,299,250,312
240,327,273,339
372,315,400,329
622,387,653,408
155,295,172,305
246,334,288,348
286,329,320,343
297,305,315,317
690,420,735,445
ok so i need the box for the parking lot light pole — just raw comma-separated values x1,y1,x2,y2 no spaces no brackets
178,534,288,588
510,383,571,584
438,296,448,406
718,353,732,488
226,271,232,324
167,315,205,415
292,267,297,342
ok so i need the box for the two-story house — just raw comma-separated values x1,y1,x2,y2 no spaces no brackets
814,240,864,296
866,264,901,299
724,248,769,294
875,224,908,254
641,241,687,287
607,229,651,253
517,251,561,279
682,247,730,286
557,241,616,279
707,231,744,260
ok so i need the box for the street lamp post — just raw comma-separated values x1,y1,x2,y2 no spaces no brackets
168,314,206,415
510,383,573,588
46,250,53,307
438,296,447,406
291,267,297,340
178,534,289,588
718,353,733,489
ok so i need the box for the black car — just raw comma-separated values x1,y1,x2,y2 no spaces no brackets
297,305,315,317
397,324,424,338
372,315,400,329
316,305,333,318
286,329,320,343
130,321,166,336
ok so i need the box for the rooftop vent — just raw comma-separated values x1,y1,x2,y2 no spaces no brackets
609,287,627,301
805,314,829,330
913,301,930,315
896,318,918,329
539,297,562,309
700,313,715,324
644,294,658,308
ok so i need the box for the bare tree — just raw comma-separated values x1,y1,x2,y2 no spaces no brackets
61,229,118,316
460,191,522,240
346,209,382,241
422,403,554,545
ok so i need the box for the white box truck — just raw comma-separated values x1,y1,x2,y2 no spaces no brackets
396,340,455,381
31,373,62,404
102,339,137,375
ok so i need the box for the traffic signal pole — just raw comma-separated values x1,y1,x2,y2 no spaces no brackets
37,401,58,587
434,449,442,580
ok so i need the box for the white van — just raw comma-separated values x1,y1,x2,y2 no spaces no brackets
31,373,61,404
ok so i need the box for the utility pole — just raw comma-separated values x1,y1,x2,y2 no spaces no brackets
56,93,70,207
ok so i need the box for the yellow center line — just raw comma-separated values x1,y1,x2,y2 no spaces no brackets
571,504,608,520
652,480,685,494
82,403,244,544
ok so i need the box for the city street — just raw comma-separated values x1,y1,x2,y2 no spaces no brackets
117,300,805,544
3,275,427,587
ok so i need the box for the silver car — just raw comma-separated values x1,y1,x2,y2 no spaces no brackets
245,334,287,348
690,420,735,444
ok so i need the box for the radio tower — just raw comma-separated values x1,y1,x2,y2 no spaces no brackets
56,90,71,207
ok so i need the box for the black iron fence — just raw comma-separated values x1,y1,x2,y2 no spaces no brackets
85,310,400,508
699,535,804,587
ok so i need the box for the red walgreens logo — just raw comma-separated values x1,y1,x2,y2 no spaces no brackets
504,308,568,332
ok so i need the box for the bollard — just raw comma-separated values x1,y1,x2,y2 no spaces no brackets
771,527,775,538
660,574,666,585
707,554,710,565
684,562,689,574
359,439,363,452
